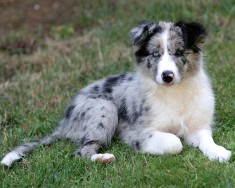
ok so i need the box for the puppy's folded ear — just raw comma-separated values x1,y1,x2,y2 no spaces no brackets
175,21,207,51
129,21,160,46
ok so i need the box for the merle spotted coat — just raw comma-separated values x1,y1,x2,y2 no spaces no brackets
1,21,231,166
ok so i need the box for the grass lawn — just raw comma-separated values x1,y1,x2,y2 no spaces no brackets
0,0,235,187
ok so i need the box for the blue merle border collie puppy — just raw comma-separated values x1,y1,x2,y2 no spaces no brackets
1,21,231,166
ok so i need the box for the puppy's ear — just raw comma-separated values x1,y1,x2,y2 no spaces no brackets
129,21,160,46
175,21,207,50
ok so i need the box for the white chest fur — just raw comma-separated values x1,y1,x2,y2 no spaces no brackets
143,71,215,137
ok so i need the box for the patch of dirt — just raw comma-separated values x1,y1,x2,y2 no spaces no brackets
0,0,82,81
0,0,78,56
0,0,118,82
0,0,78,34
0,36,37,55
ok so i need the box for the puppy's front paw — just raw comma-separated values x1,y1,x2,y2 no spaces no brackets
143,132,183,155
204,145,231,163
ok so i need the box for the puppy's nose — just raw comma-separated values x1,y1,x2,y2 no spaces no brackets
161,71,174,83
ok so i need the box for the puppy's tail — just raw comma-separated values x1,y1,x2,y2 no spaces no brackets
1,132,61,167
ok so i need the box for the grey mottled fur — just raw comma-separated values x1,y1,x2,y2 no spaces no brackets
3,20,220,165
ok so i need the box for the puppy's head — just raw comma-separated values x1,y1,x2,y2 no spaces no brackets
130,21,207,86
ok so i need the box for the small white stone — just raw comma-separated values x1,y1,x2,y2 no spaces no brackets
34,4,40,11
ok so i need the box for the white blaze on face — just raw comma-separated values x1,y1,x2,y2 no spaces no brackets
156,28,181,85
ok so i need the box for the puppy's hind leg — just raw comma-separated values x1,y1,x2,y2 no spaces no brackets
74,99,118,163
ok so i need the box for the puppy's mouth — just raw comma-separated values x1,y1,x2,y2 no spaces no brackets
163,83,173,87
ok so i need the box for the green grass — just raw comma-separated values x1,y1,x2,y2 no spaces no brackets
1,0,235,187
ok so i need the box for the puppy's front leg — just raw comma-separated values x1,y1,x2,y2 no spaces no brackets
185,129,231,163
140,131,183,155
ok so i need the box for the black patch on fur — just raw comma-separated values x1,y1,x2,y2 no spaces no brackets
104,86,112,93
86,107,92,112
144,106,150,112
77,151,82,156
118,98,129,121
134,24,163,63
103,74,126,94
135,43,150,58
76,107,91,120
147,59,152,68
191,45,201,53
138,120,144,125
83,140,100,146
88,94,112,101
181,57,187,64
135,141,141,150
134,30,158,60
86,94,97,99
65,105,75,119
132,112,140,124
103,74,125,94
104,94,113,100
129,99,146,124
175,21,207,52
131,21,162,46
135,56,145,64
73,116,79,121
80,136,87,145
118,99,147,124
80,136,100,146
131,21,152,45
80,112,86,119
128,76,133,81
130,102,142,124
102,115,106,118
97,123,105,129
92,85,99,92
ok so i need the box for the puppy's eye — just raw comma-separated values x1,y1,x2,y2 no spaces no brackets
152,51,161,58
175,49,184,56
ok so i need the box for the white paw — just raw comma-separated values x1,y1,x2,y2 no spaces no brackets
1,151,23,167
204,145,231,163
91,153,115,164
144,132,183,155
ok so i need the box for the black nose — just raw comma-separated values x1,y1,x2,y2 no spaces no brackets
161,71,174,83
